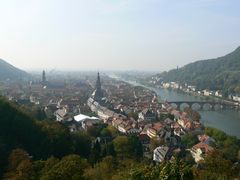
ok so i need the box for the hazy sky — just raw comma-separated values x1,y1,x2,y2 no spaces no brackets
0,0,240,71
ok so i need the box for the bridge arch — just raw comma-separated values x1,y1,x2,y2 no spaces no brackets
191,103,202,110
179,103,190,110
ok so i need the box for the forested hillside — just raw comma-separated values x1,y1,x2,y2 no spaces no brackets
154,47,240,95
0,59,29,80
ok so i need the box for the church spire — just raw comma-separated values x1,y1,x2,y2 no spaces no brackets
93,72,103,101
96,72,101,91
42,70,46,85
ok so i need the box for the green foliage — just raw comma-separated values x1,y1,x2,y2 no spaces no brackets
122,158,193,180
113,135,143,159
113,136,131,158
0,97,46,159
0,97,81,177
86,124,107,137
150,138,166,152
205,127,240,161
71,132,92,159
37,121,73,158
105,125,119,137
181,134,199,149
128,135,143,159
193,151,240,179
1,97,239,179
100,128,112,137
4,149,33,180
156,47,240,95
84,156,117,180
89,141,102,165
41,155,89,180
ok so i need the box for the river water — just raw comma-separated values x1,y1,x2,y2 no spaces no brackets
153,88,240,138
110,75,240,138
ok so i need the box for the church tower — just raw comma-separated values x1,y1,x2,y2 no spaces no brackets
93,72,103,101
96,72,101,92
42,70,46,86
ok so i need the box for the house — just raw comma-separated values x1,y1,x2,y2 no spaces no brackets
55,107,68,121
188,85,196,92
190,142,214,163
173,127,183,137
153,146,170,163
82,119,100,130
112,118,124,128
198,134,215,145
74,114,99,130
215,91,223,98
163,118,174,126
127,128,140,134
203,90,211,96
232,95,240,103
138,108,156,122
63,120,83,132
118,123,131,134
147,122,163,138
171,109,181,121
177,119,193,130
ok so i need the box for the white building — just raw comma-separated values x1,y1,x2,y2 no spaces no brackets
74,114,99,129
190,143,214,163
153,146,170,163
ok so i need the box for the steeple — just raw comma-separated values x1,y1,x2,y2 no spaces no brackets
93,72,103,101
96,72,101,91
42,70,46,86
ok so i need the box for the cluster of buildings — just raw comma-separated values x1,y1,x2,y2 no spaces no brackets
86,73,215,163
0,70,217,164
1,71,93,121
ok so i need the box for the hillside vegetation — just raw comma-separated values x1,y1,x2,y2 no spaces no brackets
0,97,239,179
0,59,29,80
155,47,240,95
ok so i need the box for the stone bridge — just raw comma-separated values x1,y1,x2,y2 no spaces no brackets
168,101,239,110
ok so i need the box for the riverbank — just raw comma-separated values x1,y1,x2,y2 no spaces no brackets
109,75,240,138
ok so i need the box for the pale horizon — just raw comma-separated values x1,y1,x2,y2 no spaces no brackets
0,0,240,71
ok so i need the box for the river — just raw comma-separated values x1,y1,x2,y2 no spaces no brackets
153,87,240,138
110,75,240,138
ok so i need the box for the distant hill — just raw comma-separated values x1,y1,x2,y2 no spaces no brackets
153,47,240,96
0,58,29,80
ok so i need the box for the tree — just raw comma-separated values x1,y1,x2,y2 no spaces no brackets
84,156,116,180
193,151,240,179
118,158,193,180
181,134,199,149
113,136,131,158
38,121,73,158
40,155,89,180
149,138,165,152
100,128,112,138
71,132,91,158
89,141,102,165
128,135,143,158
87,124,107,137
4,149,33,180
